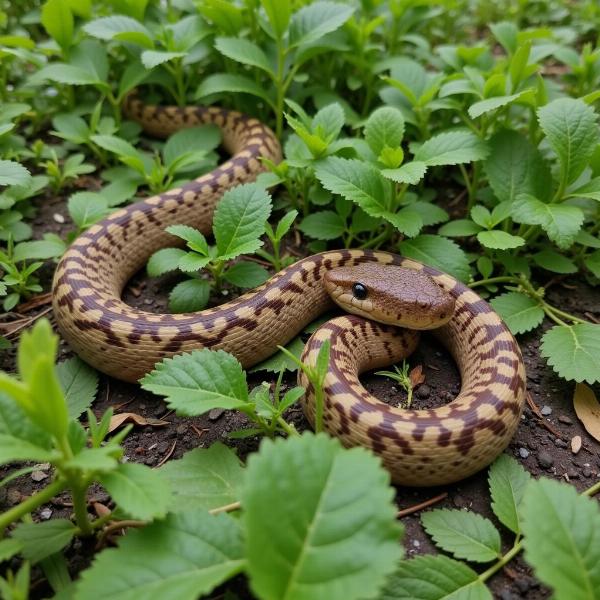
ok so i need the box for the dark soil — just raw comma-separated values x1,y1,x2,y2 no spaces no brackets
1,186,599,600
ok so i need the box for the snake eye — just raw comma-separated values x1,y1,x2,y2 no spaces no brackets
352,282,368,300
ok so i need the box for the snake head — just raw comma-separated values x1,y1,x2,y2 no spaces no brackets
324,263,455,330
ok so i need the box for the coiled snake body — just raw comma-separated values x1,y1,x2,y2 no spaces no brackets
52,98,526,486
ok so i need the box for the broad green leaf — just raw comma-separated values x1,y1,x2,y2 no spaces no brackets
491,21,518,54
0,393,52,451
299,211,345,240
57,357,98,419
166,224,209,255
75,512,244,600
243,433,402,600
141,349,250,416
214,183,272,261
13,236,66,261
382,162,427,185
91,135,142,163
0,433,53,464
12,519,77,564
468,91,530,119
141,50,186,69
83,15,154,48
477,230,525,250
41,0,73,50
377,554,492,600
399,234,470,282
100,463,170,521
541,323,600,384
223,261,269,288
68,192,109,229
315,157,392,218
438,219,482,237
568,177,600,202
147,248,187,277
177,253,211,273
261,0,291,40
364,106,405,157
538,98,600,185
411,202,449,227
159,443,244,512
533,249,577,274
168,279,210,313
522,478,600,599
214,37,273,75
289,2,353,47
490,292,544,335
585,250,600,278
484,129,551,203
312,103,345,142
0,160,31,187
488,454,530,535
511,194,584,249
196,73,274,108
0,539,23,563
30,64,104,86
414,130,489,166
421,509,501,563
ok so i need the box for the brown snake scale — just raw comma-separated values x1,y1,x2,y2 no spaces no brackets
52,97,527,486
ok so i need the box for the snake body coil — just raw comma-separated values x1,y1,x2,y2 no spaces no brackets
52,99,526,486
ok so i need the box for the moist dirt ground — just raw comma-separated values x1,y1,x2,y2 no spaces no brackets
1,189,599,600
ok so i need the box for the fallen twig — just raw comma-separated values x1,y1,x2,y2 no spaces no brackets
526,392,563,439
155,440,176,468
397,492,448,518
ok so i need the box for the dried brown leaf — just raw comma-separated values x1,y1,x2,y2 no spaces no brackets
573,383,600,442
409,364,425,387
108,412,168,433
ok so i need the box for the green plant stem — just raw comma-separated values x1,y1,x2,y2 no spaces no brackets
0,479,67,535
584,480,600,497
274,41,286,139
469,276,519,288
277,416,299,437
71,484,92,536
479,542,523,583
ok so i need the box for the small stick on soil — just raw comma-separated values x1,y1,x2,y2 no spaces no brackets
396,492,448,518
2,306,53,337
16,292,53,313
584,312,600,324
526,392,563,439
97,520,145,548
191,424,205,438
155,440,176,468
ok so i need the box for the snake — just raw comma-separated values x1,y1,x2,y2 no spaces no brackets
52,95,527,486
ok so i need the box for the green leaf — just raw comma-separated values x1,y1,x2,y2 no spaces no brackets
0,538,23,563
68,192,109,229
41,0,73,50
382,162,427,185
399,234,470,283
289,2,353,47
522,478,600,599
12,519,77,564
488,454,530,535
178,253,211,273
251,336,304,373
438,219,482,237
100,463,170,521
468,91,530,119
511,194,584,249
421,509,501,563
30,64,104,86
477,230,525,250
0,433,53,464
13,235,66,262
166,225,209,255
214,183,271,261
299,211,345,240
57,357,98,419
75,512,244,600
490,292,544,335
568,176,600,202
411,202,449,227
243,432,402,600
261,0,291,40
0,160,31,187
83,15,154,48
364,106,405,157
533,249,577,274
168,279,210,313
538,98,600,185
377,555,492,600
214,37,273,74
141,50,186,69
163,125,220,169
312,103,345,142
159,443,244,512
196,73,274,107
541,323,600,384
223,261,269,288
414,130,489,166
91,135,143,165
147,248,187,277
141,349,250,416
484,129,551,203
585,250,600,278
